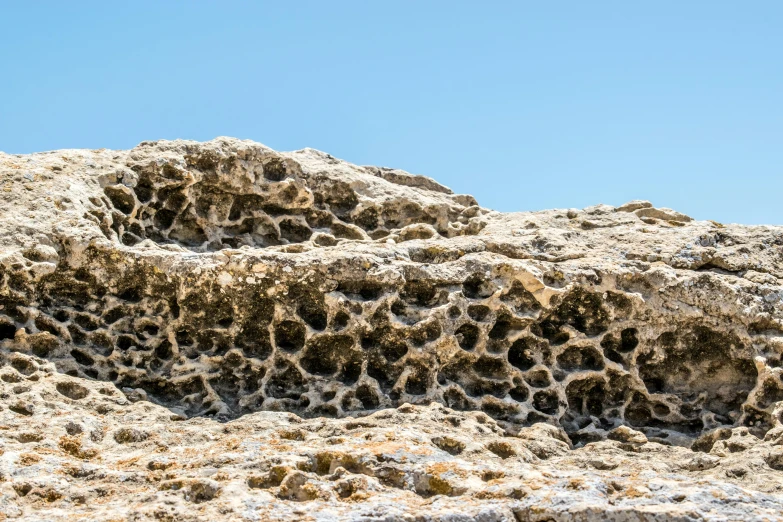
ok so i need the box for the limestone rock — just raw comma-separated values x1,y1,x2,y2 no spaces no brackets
615,199,653,212
1,137,783,520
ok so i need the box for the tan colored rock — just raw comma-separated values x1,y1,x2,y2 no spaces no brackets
634,205,694,223
1,138,783,520
1,354,782,521
608,425,648,444
616,199,653,212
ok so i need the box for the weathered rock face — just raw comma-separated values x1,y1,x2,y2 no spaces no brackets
1,138,783,520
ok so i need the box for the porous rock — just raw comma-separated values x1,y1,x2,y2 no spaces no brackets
1,138,783,520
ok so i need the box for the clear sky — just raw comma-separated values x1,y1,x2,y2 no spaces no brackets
2,2,781,224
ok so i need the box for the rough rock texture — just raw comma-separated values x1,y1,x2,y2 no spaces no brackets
1,138,783,520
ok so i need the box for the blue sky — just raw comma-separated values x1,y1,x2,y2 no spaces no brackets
2,2,781,224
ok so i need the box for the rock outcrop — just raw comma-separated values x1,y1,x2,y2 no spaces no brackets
1,138,782,520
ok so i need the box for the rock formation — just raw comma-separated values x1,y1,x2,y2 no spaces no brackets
1,137,782,520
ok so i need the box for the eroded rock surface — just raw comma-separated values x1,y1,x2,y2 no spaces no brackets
1,138,783,520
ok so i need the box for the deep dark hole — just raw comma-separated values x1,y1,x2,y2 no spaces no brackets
0,321,16,340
